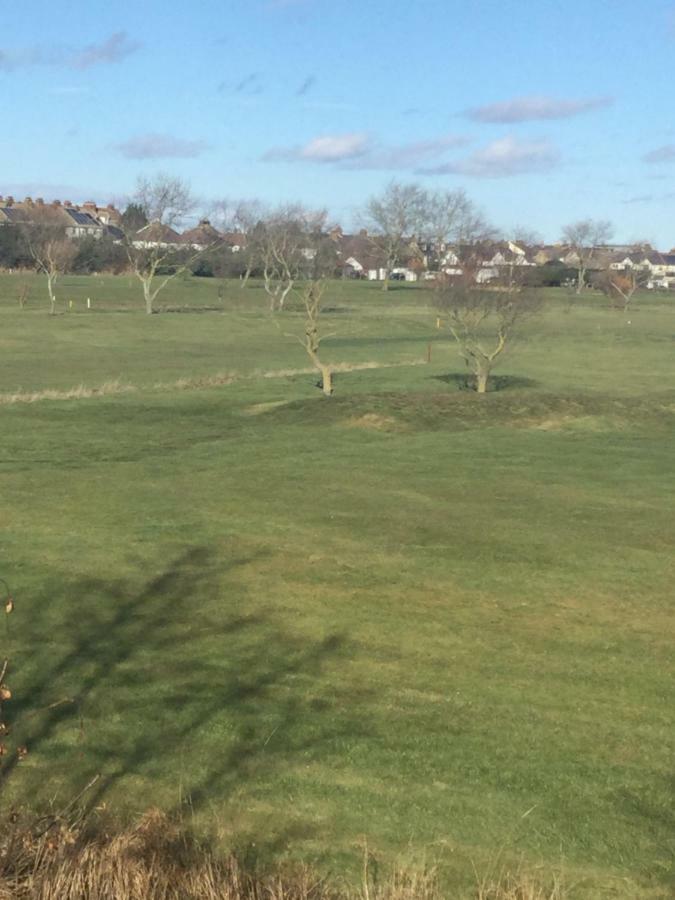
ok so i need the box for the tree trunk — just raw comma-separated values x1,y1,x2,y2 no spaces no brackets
319,366,333,396
576,265,585,295
308,347,333,396
47,275,56,315
382,272,390,292
475,367,489,394
143,280,154,315
240,266,252,289
278,282,293,311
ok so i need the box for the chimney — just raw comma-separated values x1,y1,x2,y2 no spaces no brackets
36,197,44,205
52,199,62,206
24,196,33,206
6,196,14,206
64,200,72,207
359,228,368,237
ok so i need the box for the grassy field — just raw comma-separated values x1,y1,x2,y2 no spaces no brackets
0,272,674,897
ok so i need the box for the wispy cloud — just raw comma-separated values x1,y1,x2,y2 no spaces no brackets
263,132,468,170
347,135,469,170
114,133,209,160
623,191,675,204
622,194,653,205
643,144,675,163
0,31,140,72
264,132,370,163
70,32,140,69
420,136,559,178
464,95,612,123
296,75,316,96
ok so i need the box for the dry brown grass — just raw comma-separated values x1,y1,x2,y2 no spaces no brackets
0,809,568,900
0,360,427,407
0,381,136,406
475,869,564,900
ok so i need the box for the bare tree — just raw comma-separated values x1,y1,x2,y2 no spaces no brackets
362,181,427,291
122,174,209,314
422,190,495,282
510,225,543,247
232,200,265,288
434,274,543,393
295,280,335,396
594,262,649,313
259,205,326,311
23,223,77,315
561,219,613,294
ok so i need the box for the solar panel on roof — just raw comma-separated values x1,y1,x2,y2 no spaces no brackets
1,207,26,222
66,209,97,225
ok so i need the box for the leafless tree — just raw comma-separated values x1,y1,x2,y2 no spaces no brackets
259,205,327,311
232,200,265,288
362,181,427,290
293,279,335,396
561,218,613,295
123,174,210,314
23,223,77,315
594,263,649,313
434,273,543,393
422,190,496,281
423,190,493,269
510,225,543,247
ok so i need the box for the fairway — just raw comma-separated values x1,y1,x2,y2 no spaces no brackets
1,274,674,897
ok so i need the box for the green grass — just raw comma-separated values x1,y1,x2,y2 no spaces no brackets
0,273,674,897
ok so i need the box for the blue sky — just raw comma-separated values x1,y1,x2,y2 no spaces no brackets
1,0,674,244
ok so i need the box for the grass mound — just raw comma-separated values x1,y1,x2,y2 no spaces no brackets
259,389,675,434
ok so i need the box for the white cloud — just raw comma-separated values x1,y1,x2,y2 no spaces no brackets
263,132,469,169
465,95,612,123
114,133,209,160
301,133,370,161
420,136,559,178
643,144,675,164
263,132,371,163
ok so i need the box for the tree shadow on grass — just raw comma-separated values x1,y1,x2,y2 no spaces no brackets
431,372,540,392
5,546,364,859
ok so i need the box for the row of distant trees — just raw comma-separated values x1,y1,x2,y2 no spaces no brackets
0,176,651,394
1,175,639,308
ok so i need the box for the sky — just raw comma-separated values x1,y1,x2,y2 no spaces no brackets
1,0,674,245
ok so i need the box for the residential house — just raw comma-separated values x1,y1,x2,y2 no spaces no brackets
0,195,121,240
220,231,246,253
644,251,675,289
180,219,222,251
132,221,182,250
